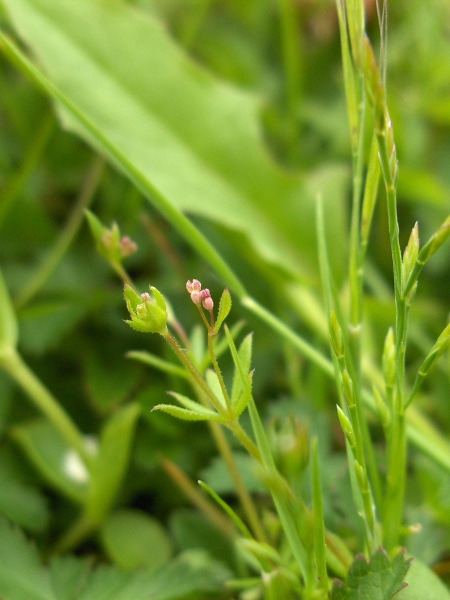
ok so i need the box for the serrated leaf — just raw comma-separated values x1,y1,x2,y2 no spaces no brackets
78,549,230,600
85,403,140,524
0,516,58,600
152,404,226,422
331,548,412,600
1,0,347,285
213,288,231,334
233,371,253,417
167,391,216,415
49,555,93,600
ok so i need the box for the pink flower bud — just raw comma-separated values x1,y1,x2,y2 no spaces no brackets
201,289,214,311
119,236,138,258
190,291,202,305
140,292,151,303
186,279,201,294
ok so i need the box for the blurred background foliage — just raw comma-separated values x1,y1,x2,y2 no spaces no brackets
0,0,449,582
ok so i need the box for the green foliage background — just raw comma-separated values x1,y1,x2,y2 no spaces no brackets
0,0,449,597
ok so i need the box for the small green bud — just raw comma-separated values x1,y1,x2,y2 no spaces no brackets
336,405,356,449
124,284,168,335
86,210,137,265
418,215,450,266
419,322,450,378
382,328,396,389
342,369,355,408
354,459,367,493
402,222,419,286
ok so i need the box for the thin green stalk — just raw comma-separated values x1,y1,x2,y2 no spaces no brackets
0,111,54,229
15,155,105,308
207,331,232,412
165,329,265,537
278,0,302,161
0,347,93,469
365,33,407,548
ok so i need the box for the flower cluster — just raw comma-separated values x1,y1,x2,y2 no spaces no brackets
186,279,214,311
124,284,168,335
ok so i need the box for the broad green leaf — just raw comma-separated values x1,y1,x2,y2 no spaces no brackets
0,267,18,356
399,556,450,600
49,555,93,600
1,0,347,285
331,548,412,600
11,419,88,504
85,403,140,524
100,509,172,571
0,516,58,600
213,288,232,334
152,403,226,422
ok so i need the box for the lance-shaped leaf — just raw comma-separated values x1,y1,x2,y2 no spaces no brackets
232,371,253,418
152,403,226,422
213,289,232,334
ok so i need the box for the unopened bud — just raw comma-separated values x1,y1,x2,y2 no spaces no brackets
186,279,203,304
124,284,168,336
119,236,138,258
201,289,214,311
382,328,396,389
402,223,419,286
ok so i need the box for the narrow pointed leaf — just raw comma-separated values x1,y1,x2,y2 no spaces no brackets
152,404,226,422
213,289,232,334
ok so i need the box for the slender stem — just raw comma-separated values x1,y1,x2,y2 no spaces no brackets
165,331,265,539
15,156,105,308
207,332,232,412
206,420,266,541
0,348,92,468
278,0,302,162
164,332,226,415
0,112,54,230
161,457,234,538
